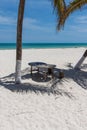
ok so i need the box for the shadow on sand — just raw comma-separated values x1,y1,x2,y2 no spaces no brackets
0,63,87,98
64,63,87,89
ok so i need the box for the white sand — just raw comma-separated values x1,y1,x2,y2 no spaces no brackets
0,48,87,130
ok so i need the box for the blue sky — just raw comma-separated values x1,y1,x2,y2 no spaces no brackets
0,0,87,43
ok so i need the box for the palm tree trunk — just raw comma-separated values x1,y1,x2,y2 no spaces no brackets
74,50,87,69
15,0,25,84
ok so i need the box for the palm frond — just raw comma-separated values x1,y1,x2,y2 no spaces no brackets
53,0,66,17
58,0,87,30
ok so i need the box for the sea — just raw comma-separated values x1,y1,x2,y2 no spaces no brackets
0,43,87,49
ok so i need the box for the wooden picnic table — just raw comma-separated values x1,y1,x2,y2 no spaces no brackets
28,62,47,75
28,62,56,78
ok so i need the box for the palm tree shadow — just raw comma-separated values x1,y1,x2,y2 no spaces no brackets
22,72,51,82
0,67,74,98
63,63,87,89
20,67,51,82
0,64,87,98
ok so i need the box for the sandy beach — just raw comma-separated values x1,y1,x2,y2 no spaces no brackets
0,47,87,130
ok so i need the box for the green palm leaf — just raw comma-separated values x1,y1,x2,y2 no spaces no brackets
58,0,87,30
53,0,66,17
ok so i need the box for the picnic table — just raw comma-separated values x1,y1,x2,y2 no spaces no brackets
28,62,47,75
28,62,56,79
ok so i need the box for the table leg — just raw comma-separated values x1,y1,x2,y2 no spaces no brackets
37,68,39,74
48,68,52,75
31,66,32,75
48,68,54,78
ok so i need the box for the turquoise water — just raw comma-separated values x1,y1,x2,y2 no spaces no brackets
0,43,87,49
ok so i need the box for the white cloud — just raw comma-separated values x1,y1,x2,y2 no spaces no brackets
26,0,51,9
23,17,55,32
69,25,87,32
67,15,87,32
0,0,18,3
28,0,50,5
0,15,16,25
75,16,87,24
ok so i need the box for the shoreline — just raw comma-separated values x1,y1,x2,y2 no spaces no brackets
0,43,87,50
0,46,87,50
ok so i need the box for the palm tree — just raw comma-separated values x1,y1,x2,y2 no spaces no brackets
15,0,25,84
15,0,67,84
56,0,87,69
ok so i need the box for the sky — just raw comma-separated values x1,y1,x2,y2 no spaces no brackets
0,0,87,43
